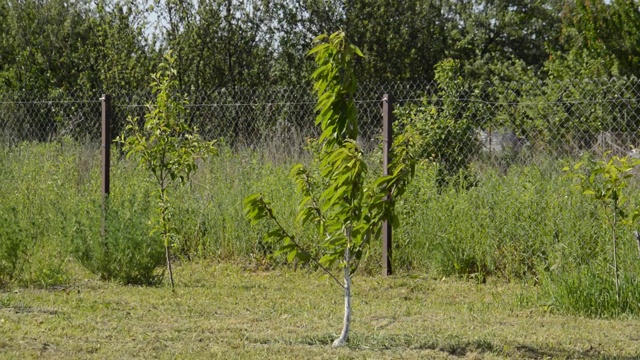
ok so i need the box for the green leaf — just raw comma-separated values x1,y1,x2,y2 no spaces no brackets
286,250,298,263
319,253,338,267
296,251,311,263
266,229,284,240
309,42,330,55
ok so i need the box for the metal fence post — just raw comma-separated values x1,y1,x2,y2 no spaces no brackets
382,94,393,276
101,94,111,236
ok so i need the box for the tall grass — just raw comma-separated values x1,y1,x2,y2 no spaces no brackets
2,141,640,316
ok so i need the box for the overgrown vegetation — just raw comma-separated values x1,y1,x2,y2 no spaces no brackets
397,59,479,189
560,153,640,315
70,194,164,286
4,141,640,318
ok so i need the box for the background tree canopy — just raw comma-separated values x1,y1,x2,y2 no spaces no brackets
2,0,640,95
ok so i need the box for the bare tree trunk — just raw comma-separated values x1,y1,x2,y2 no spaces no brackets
165,237,175,290
160,186,175,291
612,205,619,303
333,247,351,347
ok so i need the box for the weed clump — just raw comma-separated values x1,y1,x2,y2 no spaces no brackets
71,194,164,285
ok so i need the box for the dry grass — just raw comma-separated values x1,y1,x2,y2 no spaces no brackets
1,262,640,359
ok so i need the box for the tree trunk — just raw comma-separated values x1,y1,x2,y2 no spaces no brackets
160,187,175,290
333,248,351,347
165,237,175,290
612,204,619,303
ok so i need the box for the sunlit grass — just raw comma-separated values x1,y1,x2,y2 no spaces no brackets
2,263,640,359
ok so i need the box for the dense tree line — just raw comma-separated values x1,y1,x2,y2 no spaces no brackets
1,0,640,96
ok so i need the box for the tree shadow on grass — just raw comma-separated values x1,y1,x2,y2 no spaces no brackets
510,344,640,360
251,333,640,359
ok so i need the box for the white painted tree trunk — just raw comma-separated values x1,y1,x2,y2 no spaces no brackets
332,248,352,347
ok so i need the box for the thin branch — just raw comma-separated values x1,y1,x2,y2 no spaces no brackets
265,202,345,290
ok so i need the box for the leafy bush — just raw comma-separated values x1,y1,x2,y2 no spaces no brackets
0,206,32,287
397,59,480,189
71,194,164,285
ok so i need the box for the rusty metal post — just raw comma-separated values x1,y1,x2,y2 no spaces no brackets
382,94,393,276
101,94,111,236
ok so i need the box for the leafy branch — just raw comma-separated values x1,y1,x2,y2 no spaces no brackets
244,194,344,289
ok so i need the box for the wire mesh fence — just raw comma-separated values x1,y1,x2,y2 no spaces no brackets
4,78,640,281
2,78,640,167
0,91,102,144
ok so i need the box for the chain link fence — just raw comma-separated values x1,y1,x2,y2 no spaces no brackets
2,78,640,166
3,78,640,280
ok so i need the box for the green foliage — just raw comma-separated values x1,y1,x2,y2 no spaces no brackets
0,0,154,94
344,0,449,82
71,196,164,285
544,266,640,317
119,51,217,186
245,31,415,277
159,0,283,90
8,138,640,317
564,153,640,303
554,0,640,78
5,0,640,101
0,206,32,287
117,50,216,288
309,32,361,148
447,0,562,77
564,154,640,220
609,0,640,76
397,59,479,189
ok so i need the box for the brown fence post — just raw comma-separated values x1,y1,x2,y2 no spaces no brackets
382,94,393,276
101,94,111,236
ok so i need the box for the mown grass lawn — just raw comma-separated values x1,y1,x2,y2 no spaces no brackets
1,262,640,359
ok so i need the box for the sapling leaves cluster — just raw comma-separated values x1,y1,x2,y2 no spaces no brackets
117,50,216,290
244,31,415,347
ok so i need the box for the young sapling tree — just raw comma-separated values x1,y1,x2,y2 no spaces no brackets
564,153,640,303
244,31,415,347
117,51,216,289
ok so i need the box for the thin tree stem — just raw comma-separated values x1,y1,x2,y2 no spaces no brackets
613,202,620,303
165,234,175,290
160,185,175,291
333,226,352,347
267,205,345,290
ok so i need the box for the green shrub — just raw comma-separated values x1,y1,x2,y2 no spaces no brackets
0,206,32,287
397,59,480,189
71,193,164,285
